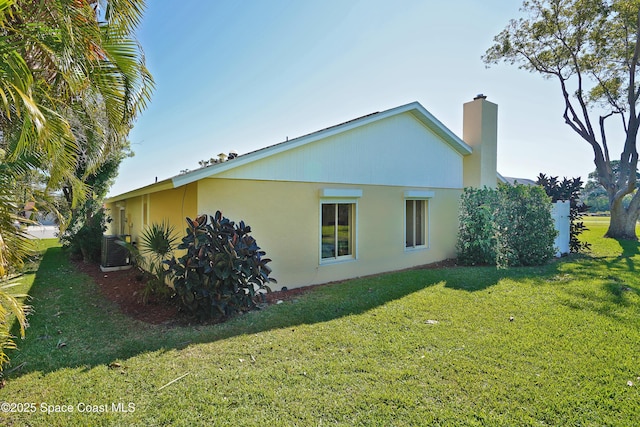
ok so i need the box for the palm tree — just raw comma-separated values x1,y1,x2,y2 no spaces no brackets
0,0,153,370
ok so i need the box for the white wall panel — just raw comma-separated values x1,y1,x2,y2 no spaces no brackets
214,113,464,188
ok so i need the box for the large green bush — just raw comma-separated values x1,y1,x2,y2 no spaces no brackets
457,184,557,268
456,187,499,266
60,199,109,263
165,212,275,321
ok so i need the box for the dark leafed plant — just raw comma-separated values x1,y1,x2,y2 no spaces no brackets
165,211,275,321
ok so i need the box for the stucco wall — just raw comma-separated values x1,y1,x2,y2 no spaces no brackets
105,183,198,244
107,178,462,289
148,183,198,241
197,178,461,290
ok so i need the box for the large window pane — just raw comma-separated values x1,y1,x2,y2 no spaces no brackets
415,199,424,246
337,204,352,256
322,202,354,259
321,204,336,259
406,200,415,247
406,199,427,248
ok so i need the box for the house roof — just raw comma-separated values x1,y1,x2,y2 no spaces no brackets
107,101,473,202
503,176,537,186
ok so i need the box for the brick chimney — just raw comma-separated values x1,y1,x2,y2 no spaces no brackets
462,94,498,188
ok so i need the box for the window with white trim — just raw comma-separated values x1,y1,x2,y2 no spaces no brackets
321,202,355,260
405,199,428,249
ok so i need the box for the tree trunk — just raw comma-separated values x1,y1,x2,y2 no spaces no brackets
606,201,639,240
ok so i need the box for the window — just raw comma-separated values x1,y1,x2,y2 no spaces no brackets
406,199,427,248
321,202,355,260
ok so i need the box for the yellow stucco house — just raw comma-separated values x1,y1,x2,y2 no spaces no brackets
105,96,498,289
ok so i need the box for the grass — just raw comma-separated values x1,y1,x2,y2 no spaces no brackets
1,221,639,426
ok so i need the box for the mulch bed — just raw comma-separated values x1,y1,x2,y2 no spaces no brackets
72,261,180,325
71,261,313,325
71,258,457,325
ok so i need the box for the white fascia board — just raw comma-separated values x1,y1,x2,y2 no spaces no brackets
321,188,363,198
407,103,473,156
404,190,435,199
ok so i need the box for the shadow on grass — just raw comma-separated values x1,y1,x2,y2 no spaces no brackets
553,239,640,321
7,247,560,379
607,238,640,272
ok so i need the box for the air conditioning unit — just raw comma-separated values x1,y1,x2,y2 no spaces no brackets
100,235,132,272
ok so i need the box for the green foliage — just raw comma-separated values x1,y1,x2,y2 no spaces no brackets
484,0,640,239
0,0,152,380
60,200,109,263
140,221,179,260
0,277,28,372
483,0,637,111
457,184,557,268
3,223,640,425
125,221,179,304
166,212,275,321
456,187,499,266
537,173,592,252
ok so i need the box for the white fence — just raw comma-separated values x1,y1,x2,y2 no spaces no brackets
551,201,570,256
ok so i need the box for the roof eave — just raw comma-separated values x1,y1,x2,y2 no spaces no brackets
106,178,175,203
172,101,473,188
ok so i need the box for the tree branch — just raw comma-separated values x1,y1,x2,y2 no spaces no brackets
558,77,591,140
627,7,640,122
551,4,596,140
599,112,614,165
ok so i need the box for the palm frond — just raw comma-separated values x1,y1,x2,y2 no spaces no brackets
0,276,29,370
140,221,178,258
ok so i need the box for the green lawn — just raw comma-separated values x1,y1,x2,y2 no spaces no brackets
1,221,639,426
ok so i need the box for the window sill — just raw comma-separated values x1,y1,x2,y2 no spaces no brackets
404,245,429,252
320,256,357,266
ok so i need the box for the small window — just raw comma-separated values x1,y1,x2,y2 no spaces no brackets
406,199,427,248
321,202,355,260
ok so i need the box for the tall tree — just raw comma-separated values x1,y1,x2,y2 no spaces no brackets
484,0,640,239
0,0,153,261
0,0,153,370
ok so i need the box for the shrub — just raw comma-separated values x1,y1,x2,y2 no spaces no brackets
494,184,557,267
456,187,499,266
165,211,275,321
457,184,557,268
60,199,109,263
119,220,179,303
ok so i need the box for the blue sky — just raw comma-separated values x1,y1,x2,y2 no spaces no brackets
109,0,602,196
